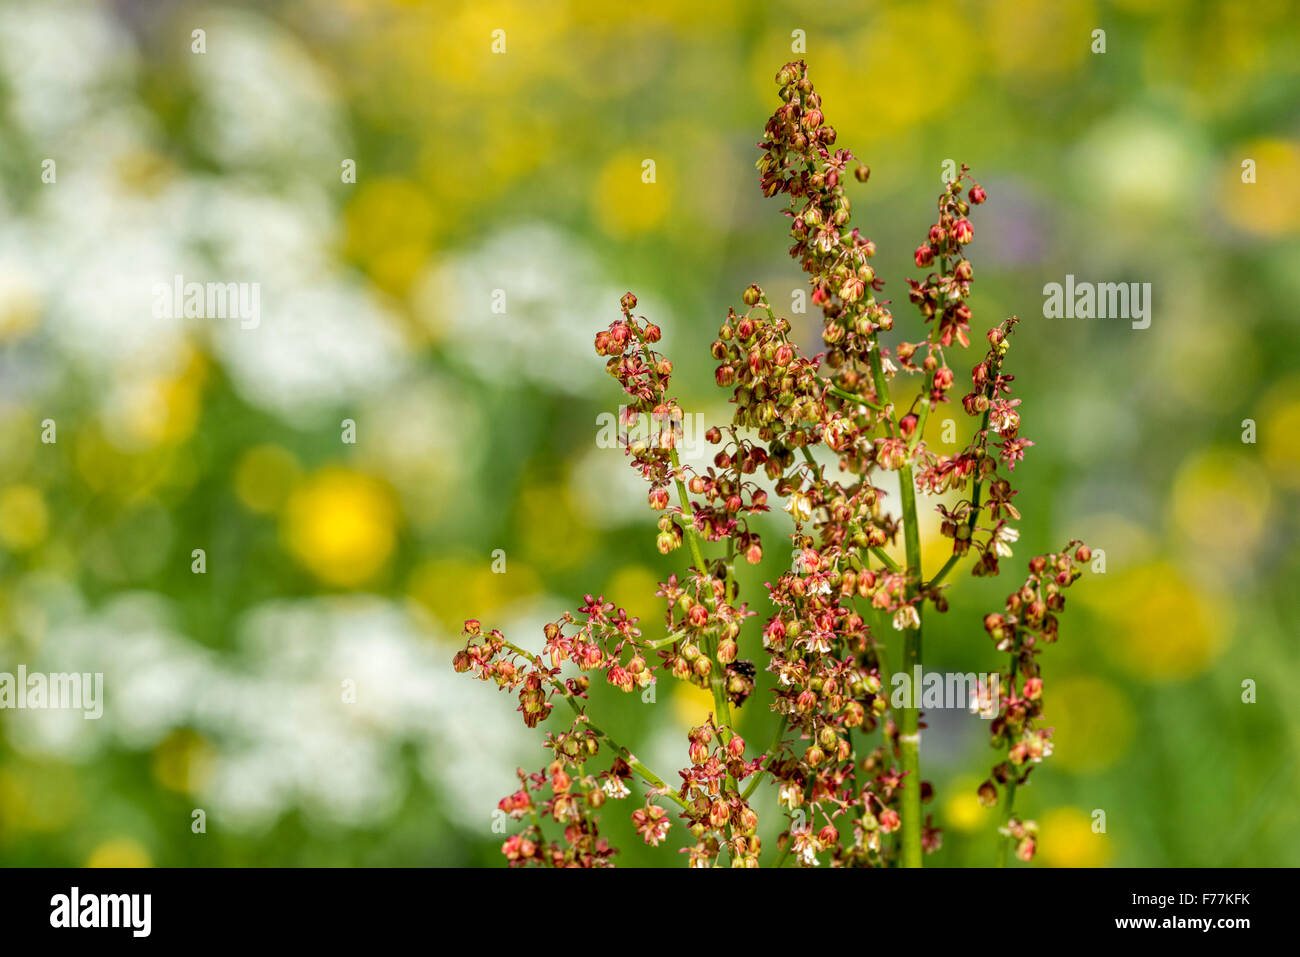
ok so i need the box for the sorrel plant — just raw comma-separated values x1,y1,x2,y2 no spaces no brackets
454,61,1090,868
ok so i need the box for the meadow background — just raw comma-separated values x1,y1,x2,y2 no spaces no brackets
0,0,1297,867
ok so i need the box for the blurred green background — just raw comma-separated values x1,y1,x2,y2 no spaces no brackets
0,0,1297,867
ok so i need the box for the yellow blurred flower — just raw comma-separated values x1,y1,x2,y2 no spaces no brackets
74,429,171,501
983,0,1095,80
0,266,41,343
407,555,540,634
152,729,215,795
569,0,739,31
283,468,399,587
345,178,434,296
1038,806,1112,867
0,485,48,551
671,680,715,729
1171,450,1271,566
85,837,151,868
943,777,993,833
591,150,671,237
113,147,177,196
1220,139,1300,237
521,482,593,569
234,445,302,514
1048,675,1135,773
1084,562,1225,681
1143,6,1291,116
604,564,664,632
117,374,204,448
1259,381,1300,490
99,346,208,450
0,766,82,836
428,0,563,93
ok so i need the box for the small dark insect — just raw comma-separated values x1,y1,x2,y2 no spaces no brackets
725,659,757,707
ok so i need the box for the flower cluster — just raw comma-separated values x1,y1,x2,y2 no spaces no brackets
977,542,1092,862
453,60,1089,868
452,601,655,730
673,720,767,867
497,760,617,868
916,316,1034,584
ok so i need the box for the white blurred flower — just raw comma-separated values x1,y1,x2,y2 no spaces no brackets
0,1,410,428
185,8,349,175
355,374,485,527
0,1,131,140
418,223,669,394
993,524,1020,558
15,589,535,832
785,490,813,522
892,605,920,630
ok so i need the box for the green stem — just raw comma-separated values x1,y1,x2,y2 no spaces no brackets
826,383,883,411
774,838,795,868
525,803,554,866
741,713,788,800
997,626,1023,866
670,448,710,580
897,462,924,869
668,447,736,784
863,320,924,867
867,342,897,430
870,546,901,573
